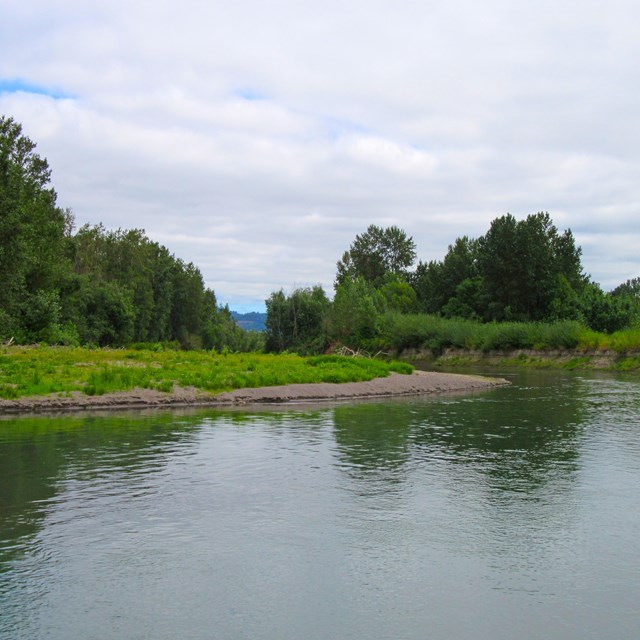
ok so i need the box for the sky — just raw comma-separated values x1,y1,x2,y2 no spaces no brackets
1,0,639,311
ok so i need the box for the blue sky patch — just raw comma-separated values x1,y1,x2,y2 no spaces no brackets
322,115,369,140
235,88,267,101
0,79,72,99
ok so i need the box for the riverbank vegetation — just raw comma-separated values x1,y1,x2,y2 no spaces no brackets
0,346,412,400
378,313,640,370
264,223,640,359
380,314,640,354
0,116,261,351
2,114,640,373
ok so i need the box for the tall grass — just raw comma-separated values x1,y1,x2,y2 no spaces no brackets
576,327,640,352
0,346,413,400
382,312,585,353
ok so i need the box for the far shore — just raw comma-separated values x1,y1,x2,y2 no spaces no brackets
399,347,640,370
0,370,509,415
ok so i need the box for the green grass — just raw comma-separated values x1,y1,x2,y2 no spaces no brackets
377,312,640,371
0,346,413,400
613,356,640,371
382,312,640,355
383,312,585,353
494,355,595,369
576,328,640,352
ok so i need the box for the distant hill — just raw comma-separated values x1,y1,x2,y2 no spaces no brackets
231,311,267,332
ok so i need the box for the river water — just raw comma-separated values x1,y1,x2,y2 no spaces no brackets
1,369,639,639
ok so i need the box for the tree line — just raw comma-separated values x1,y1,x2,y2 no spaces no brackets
0,115,259,350
3,114,638,354
265,218,640,353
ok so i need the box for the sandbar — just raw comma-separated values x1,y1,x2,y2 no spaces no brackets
0,370,509,415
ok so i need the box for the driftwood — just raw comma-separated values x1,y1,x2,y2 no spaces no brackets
335,345,389,359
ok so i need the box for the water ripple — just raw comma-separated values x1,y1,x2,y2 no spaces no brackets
1,373,639,640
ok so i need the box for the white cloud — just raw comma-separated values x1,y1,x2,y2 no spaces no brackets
1,0,640,307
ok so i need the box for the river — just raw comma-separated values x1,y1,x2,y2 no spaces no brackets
1,369,639,639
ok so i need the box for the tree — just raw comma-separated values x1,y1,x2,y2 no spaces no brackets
335,225,416,288
612,277,640,299
476,212,584,321
580,282,634,333
64,223,239,348
410,260,443,314
412,236,479,315
475,213,521,320
411,212,585,323
440,277,483,320
265,286,330,354
0,115,72,340
328,277,384,346
0,115,258,350
610,277,640,328
204,304,265,353
378,277,417,313
169,259,215,349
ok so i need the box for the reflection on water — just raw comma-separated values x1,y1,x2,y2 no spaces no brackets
1,370,639,640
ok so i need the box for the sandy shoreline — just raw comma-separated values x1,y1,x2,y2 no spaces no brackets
0,370,509,415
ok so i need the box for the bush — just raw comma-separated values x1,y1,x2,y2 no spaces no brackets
381,313,584,354
580,283,635,333
328,277,383,347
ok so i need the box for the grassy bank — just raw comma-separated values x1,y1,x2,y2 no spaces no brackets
382,313,640,353
0,347,413,400
406,350,640,371
377,313,640,371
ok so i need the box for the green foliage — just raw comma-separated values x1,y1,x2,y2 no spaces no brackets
335,225,416,288
612,276,640,299
72,280,136,346
305,354,413,382
0,347,412,399
378,277,417,313
412,212,586,324
548,274,582,321
380,312,584,354
68,224,222,348
328,277,384,347
477,212,584,321
207,305,265,353
610,276,640,327
126,341,181,351
67,225,258,350
0,116,72,342
0,116,259,352
412,237,479,314
576,327,640,352
265,286,330,354
382,312,479,353
265,290,289,352
5,115,639,356
440,277,483,320
579,282,635,334
18,289,63,342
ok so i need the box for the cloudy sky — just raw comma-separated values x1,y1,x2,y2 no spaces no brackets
2,0,639,310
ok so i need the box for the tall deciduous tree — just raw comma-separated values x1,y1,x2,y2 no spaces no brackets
0,115,256,349
477,212,584,321
579,281,635,333
0,116,72,340
328,277,384,346
610,277,640,328
411,236,479,315
265,286,330,353
335,225,416,288
412,212,585,323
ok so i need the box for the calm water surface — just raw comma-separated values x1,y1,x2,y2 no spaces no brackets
1,369,639,639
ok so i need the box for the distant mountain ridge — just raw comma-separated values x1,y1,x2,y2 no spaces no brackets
231,311,267,332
